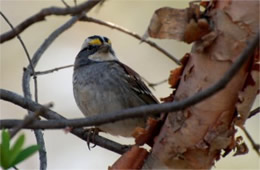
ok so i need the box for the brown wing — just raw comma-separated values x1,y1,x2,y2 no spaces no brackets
114,61,159,104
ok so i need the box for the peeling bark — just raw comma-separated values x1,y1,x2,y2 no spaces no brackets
143,0,259,169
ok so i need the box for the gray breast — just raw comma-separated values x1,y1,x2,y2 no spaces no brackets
73,62,146,117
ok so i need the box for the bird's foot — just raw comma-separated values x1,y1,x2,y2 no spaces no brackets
84,128,101,150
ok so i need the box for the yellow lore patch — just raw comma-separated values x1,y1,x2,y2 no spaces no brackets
89,39,102,45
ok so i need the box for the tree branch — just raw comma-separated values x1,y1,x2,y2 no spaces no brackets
0,0,101,43
0,89,130,154
80,16,182,65
248,106,260,118
61,0,71,8
9,104,53,138
241,127,260,156
34,64,74,76
1,31,258,130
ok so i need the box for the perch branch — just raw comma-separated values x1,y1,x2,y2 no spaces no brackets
0,89,130,154
80,16,181,65
0,0,101,43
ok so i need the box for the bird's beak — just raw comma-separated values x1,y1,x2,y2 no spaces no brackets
99,43,111,53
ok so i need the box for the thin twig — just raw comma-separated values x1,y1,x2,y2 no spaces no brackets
9,103,53,138
80,16,182,65
61,0,70,8
0,89,130,155
0,11,38,102
240,127,260,156
0,0,101,43
34,64,74,76
248,106,260,118
1,32,259,130
142,77,168,90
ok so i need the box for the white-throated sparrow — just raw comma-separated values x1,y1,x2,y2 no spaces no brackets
73,35,158,137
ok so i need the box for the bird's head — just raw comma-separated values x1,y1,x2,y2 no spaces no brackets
79,35,118,61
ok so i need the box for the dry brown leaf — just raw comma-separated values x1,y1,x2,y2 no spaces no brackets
109,145,148,170
168,67,183,88
161,53,191,102
168,53,191,88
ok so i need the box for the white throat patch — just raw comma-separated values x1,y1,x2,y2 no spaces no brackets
88,51,118,61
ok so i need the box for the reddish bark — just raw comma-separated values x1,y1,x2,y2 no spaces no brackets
143,0,259,169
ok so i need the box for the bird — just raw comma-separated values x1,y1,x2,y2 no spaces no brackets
73,35,159,137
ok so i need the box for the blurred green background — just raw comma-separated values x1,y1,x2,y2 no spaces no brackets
0,0,259,169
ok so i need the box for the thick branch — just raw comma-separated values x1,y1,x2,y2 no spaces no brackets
0,0,101,43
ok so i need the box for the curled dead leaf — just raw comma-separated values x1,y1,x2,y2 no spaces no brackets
168,67,183,88
160,53,190,102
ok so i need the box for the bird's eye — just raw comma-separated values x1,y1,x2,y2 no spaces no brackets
88,39,102,46
104,37,112,45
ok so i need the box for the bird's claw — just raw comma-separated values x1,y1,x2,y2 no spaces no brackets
84,128,100,150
